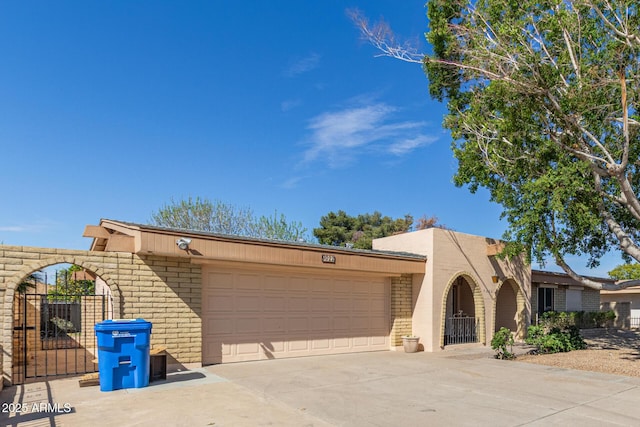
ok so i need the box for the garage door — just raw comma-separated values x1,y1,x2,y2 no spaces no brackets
202,267,390,364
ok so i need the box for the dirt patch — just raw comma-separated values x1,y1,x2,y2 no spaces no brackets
516,328,640,378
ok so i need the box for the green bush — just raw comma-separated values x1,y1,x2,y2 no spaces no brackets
566,325,587,350
491,327,516,359
539,310,616,329
525,324,586,354
525,325,545,345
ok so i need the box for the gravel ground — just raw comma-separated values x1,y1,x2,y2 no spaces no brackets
516,328,640,377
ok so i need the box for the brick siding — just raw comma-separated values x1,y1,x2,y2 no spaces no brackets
390,274,412,346
582,288,600,312
1,245,202,385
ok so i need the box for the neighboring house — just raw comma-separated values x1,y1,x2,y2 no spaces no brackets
530,270,608,322
601,286,640,328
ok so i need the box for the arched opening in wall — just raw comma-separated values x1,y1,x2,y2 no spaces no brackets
443,276,479,345
494,279,526,338
12,264,113,384
495,280,518,332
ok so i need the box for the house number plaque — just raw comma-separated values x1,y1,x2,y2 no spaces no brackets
322,254,336,264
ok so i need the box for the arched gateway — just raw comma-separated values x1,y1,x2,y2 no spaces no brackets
1,248,125,384
440,272,486,347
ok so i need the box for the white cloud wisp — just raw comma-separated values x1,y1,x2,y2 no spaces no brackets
301,101,436,168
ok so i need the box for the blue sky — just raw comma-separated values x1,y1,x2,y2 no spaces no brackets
0,1,621,276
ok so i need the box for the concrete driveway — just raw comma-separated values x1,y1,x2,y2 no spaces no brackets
2,346,640,426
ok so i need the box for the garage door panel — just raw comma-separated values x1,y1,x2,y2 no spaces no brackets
333,280,351,293
205,294,233,312
312,338,330,350
371,335,389,346
369,316,388,330
236,295,261,311
290,277,310,291
311,297,331,311
353,336,370,347
351,282,370,294
236,274,262,290
203,340,232,361
333,316,350,330
370,311,387,321
352,298,370,312
334,337,350,348
263,318,286,333
289,339,310,352
203,268,390,363
288,296,309,311
351,316,372,330
264,295,286,311
333,298,351,312
264,275,287,291
236,342,261,356
268,340,286,353
370,284,386,295
206,318,234,335
236,318,261,334
206,272,234,289
311,316,331,331
288,317,309,332
312,277,331,288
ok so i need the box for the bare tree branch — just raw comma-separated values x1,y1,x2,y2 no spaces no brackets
347,8,424,64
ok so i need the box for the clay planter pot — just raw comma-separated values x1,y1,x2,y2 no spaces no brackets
402,336,420,353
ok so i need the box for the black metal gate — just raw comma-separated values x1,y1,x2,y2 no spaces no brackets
444,316,478,345
12,292,107,384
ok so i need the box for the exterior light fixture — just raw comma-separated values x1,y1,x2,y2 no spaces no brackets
491,275,500,283
176,238,192,250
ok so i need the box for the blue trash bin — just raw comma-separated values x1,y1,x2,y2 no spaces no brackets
95,319,152,392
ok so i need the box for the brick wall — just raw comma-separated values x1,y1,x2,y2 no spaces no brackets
390,274,412,347
582,288,600,312
554,288,566,312
0,245,202,385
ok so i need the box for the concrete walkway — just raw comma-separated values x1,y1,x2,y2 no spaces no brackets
2,347,640,426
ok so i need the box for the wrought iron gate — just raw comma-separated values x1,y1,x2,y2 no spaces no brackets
444,316,478,345
13,292,108,384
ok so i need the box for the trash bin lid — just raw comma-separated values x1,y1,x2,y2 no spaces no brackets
95,319,152,332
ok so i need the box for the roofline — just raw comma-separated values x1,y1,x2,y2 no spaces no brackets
531,269,616,285
97,219,427,262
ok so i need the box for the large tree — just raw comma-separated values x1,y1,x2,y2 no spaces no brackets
351,1,640,290
314,210,414,249
150,197,308,242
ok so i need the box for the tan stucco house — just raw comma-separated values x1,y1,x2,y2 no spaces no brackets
601,286,640,328
531,270,606,322
1,220,533,386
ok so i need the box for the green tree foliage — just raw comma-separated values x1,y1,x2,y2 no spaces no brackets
313,211,414,249
256,211,308,242
426,0,640,290
352,1,640,290
150,197,308,242
48,265,95,301
150,196,257,235
608,263,640,280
